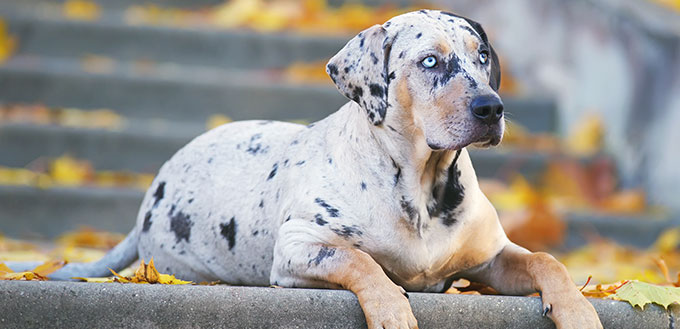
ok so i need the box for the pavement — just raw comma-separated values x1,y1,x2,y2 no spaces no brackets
0,281,676,329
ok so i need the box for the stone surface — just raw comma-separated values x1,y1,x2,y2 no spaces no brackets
0,281,673,329
0,186,141,239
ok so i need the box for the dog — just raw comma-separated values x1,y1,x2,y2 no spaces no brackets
8,9,602,329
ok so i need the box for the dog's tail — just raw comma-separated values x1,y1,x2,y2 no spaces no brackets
4,227,140,281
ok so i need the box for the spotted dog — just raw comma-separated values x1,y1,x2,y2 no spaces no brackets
10,10,602,329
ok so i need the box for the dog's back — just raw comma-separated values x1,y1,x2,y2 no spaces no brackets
136,120,304,284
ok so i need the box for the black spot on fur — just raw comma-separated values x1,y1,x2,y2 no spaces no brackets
360,182,367,191
285,215,291,222
400,198,419,223
369,83,384,98
153,182,165,207
327,63,338,76
460,25,477,36
315,214,328,226
268,162,278,180
440,162,465,226
416,32,422,38
328,157,333,164
259,199,264,208
429,151,465,226
207,158,213,164
252,230,259,236
398,51,405,59
309,246,336,266
351,86,364,103
314,198,340,217
219,217,237,250
359,36,365,48
246,133,267,155
370,52,379,65
170,211,193,243
331,225,363,239
295,160,306,166
142,211,152,232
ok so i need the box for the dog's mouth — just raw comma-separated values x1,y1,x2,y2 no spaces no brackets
470,124,504,148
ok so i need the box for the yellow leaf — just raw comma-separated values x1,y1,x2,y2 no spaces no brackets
207,114,233,130
0,262,13,273
73,276,114,283
565,114,603,156
654,228,680,254
31,260,66,277
63,0,101,21
0,17,16,64
610,280,680,309
50,155,92,186
57,228,124,250
109,259,193,285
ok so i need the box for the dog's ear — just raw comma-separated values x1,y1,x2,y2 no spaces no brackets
326,25,395,125
462,18,501,91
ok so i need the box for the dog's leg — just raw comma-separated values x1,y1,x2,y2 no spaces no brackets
272,242,418,329
463,243,602,329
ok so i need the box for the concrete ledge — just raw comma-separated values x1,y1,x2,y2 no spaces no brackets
0,281,674,329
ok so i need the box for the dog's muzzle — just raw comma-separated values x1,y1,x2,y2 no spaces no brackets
470,95,504,146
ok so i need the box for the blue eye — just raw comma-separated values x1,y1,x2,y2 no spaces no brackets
479,51,489,64
421,56,437,68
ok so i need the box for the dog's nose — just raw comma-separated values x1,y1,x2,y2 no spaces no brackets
470,95,504,124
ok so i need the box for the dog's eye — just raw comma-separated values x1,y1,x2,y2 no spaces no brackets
421,56,437,68
479,51,489,64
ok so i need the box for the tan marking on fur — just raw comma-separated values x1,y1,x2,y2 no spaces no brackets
491,245,603,328
325,247,419,329
396,77,413,112
436,38,452,55
465,37,480,53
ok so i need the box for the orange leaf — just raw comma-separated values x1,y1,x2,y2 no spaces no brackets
32,260,66,277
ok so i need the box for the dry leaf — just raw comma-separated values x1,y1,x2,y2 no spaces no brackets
610,280,680,309
57,228,125,250
109,259,193,285
207,114,233,130
32,260,66,277
0,17,16,64
63,0,101,21
565,114,603,156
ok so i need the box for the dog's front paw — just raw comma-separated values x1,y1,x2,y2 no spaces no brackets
357,285,418,329
542,290,602,329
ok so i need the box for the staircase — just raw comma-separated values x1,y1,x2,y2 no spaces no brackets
0,0,672,247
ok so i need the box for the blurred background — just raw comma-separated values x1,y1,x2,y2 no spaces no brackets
0,0,679,286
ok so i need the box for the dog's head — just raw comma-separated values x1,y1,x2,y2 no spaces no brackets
326,10,503,150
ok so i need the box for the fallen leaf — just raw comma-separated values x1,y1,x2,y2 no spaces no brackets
63,0,101,21
0,17,16,64
57,228,124,250
565,114,603,157
610,280,680,309
32,260,66,277
207,114,233,130
109,258,193,285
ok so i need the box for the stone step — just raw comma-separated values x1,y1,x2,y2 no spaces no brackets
0,56,347,123
9,0,411,11
2,11,347,70
1,122,556,175
0,184,675,249
0,56,558,131
0,281,672,329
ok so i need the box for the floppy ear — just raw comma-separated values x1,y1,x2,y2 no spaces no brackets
462,18,501,91
326,25,395,125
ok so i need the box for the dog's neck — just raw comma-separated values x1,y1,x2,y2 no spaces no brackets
329,102,464,235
